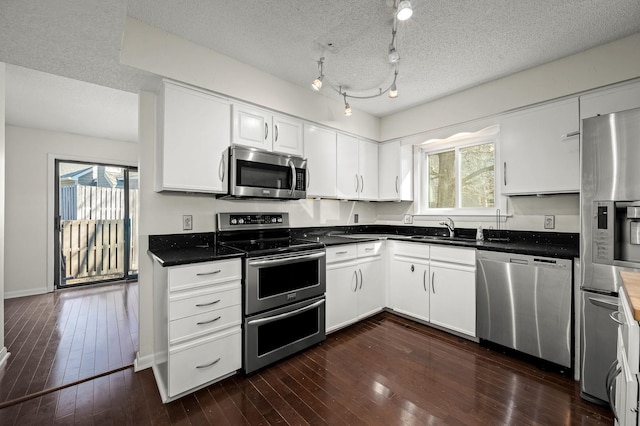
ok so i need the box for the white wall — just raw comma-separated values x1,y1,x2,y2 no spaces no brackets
381,33,640,141
4,126,137,298
0,63,8,367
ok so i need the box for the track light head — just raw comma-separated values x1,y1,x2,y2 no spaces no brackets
312,76,323,91
396,0,413,20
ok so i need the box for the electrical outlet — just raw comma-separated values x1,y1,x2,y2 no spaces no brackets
404,214,413,224
354,214,359,224
183,215,193,231
544,215,555,229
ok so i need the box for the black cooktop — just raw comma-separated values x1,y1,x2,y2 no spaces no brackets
219,237,324,257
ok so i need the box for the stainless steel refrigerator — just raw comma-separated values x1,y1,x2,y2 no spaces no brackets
580,106,640,404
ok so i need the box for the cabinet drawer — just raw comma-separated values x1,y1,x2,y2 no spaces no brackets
170,305,241,345
168,328,241,398
430,245,475,266
169,285,241,321
327,245,357,263
391,241,429,260
168,259,241,292
357,241,383,258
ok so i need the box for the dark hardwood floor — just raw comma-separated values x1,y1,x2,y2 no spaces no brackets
1,283,613,425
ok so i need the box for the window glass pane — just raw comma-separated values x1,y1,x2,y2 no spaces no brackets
460,143,495,208
428,150,456,208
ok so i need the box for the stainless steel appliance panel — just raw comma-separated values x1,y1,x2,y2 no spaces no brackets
245,249,326,315
581,107,640,293
477,250,572,367
227,146,307,200
580,291,618,404
244,295,326,374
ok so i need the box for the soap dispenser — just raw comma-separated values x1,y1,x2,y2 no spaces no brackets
476,226,484,241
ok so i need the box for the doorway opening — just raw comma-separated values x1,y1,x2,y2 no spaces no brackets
54,160,139,288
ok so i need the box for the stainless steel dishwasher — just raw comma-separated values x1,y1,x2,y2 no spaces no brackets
476,250,573,368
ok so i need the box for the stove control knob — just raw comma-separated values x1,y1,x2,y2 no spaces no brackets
238,218,244,224
231,218,237,225
271,218,277,223
277,217,283,223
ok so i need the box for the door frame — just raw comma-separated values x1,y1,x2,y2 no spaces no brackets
47,153,138,292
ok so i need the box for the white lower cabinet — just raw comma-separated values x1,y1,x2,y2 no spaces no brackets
152,258,242,403
388,241,476,337
613,286,639,425
388,242,430,322
429,246,476,337
326,242,385,332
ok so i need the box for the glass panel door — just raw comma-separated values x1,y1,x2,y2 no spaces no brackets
55,160,138,288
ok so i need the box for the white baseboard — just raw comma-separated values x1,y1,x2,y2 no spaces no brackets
0,347,10,368
4,287,49,299
134,351,153,372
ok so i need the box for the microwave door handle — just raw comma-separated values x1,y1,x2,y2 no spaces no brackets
289,160,296,195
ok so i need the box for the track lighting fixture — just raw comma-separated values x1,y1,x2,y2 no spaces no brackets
310,0,414,116
311,57,324,91
396,1,413,21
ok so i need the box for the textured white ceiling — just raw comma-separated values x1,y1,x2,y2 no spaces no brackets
1,0,639,126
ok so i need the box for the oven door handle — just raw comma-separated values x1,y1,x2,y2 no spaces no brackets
247,299,325,326
248,251,326,267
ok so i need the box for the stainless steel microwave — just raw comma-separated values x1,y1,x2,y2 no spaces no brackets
225,146,307,200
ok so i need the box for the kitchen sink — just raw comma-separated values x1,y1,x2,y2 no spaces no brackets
410,235,476,243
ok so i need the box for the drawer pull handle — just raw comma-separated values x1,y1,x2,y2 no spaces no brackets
196,299,221,307
365,247,374,252
336,251,348,255
196,357,221,369
196,270,222,276
197,316,221,325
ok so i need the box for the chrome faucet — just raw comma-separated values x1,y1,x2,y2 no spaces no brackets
439,217,455,237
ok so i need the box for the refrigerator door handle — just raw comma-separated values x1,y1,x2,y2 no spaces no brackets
588,296,618,311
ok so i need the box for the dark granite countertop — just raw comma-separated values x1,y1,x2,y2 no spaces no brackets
148,232,245,267
292,225,579,259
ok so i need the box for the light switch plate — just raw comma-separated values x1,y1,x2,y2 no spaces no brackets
404,215,413,224
544,215,555,229
183,215,193,230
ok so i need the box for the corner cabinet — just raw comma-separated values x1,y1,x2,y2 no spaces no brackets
325,242,385,333
378,140,413,201
336,134,379,200
152,258,242,403
155,80,231,193
499,97,579,195
304,124,337,198
231,104,303,156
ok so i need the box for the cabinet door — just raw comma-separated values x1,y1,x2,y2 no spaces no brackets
326,263,359,332
359,139,379,200
500,98,579,195
379,141,413,201
389,258,429,322
159,82,230,193
304,125,337,198
272,114,303,156
357,256,385,319
429,264,476,337
232,104,272,151
336,133,360,199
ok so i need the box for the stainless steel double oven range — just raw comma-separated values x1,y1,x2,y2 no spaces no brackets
217,212,326,374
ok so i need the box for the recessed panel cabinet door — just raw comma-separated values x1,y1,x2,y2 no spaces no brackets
158,82,231,193
429,264,476,337
336,134,360,199
389,258,429,322
357,257,385,319
232,104,272,151
272,114,303,156
326,263,359,332
358,139,379,200
500,97,579,195
304,125,337,198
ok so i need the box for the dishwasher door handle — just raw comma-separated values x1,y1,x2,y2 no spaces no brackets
509,258,528,265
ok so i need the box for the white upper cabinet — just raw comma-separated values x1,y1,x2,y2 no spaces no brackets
580,80,640,119
232,104,303,156
156,80,231,194
336,134,379,200
378,140,413,201
499,97,579,195
304,124,337,198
